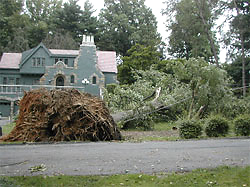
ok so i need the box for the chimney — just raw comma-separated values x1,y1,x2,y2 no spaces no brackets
81,35,95,46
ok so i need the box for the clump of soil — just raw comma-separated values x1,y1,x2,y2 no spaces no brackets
0,88,121,142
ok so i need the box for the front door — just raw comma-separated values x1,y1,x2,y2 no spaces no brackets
56,76,64,86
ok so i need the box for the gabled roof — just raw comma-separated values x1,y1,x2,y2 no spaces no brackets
0,48,117,73
20,43,51,67
0,53,22,69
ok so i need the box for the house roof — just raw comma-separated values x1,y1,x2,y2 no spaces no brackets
0,49,117,73
97,51,117,73
49,49,79,56
0,53,22,69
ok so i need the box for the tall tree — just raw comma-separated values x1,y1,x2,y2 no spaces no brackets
81,0,98,35
25,0,63,23
42,31,78,49
53,0,98,44
97,0,161,56
226,0,250,96
163,0,220,64
53,0,83,43
25,0,63,47
0,0,28,54
118,44,161,84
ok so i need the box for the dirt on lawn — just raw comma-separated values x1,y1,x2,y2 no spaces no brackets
121,130,179,141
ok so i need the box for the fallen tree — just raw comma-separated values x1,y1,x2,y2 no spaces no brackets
111,87,163,123
0,88,121,142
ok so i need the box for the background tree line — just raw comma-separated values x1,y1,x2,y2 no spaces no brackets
0,0,249,96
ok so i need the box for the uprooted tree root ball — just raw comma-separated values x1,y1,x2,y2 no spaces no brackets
0,88,121,142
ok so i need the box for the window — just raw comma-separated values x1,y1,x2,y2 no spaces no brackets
16,78,20,85
42,58,45,66
32,79,39,85
3,77,7,84
9,78,14,85
64,59,68,66
70,75,75,83
37,58,41,66
32,58,36,66
55,58,58,64
92,76,97,84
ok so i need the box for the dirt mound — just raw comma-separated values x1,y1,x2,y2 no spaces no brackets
0,88,121,142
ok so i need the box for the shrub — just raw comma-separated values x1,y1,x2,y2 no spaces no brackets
106,84,118,94
205,116,229,137
120,113,154,131
234,115,250,136
179,120,202,139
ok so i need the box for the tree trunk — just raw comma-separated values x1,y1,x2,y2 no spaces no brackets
233,0,246,97
111,88,163,123
195,0,219,67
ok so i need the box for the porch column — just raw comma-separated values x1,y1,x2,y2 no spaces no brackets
10,101,14,123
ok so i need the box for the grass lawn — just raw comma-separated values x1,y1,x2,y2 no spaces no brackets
0,166,249,187
1,122,15,135
0,121,246,143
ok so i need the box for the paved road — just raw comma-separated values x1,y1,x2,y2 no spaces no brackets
0,139,249,176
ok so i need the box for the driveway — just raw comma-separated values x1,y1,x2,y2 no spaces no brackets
0,138,249,176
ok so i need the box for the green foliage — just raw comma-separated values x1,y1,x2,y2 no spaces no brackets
118,44,161,84
106,84,118,94
179,120,202,139
157,58,234,118
163,0,220,63
226,0,250,57
234,114,250,136
224,57,250,90
0,0,29,54
97,0,161,56
104,68,188,113
205,116,229,137
219,96,250,119
122,115,154,131
42,31,78,49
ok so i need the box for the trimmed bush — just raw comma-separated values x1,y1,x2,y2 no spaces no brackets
205,116,229,137
179,120,202,139
234,115,250,136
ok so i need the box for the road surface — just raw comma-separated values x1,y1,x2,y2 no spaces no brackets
0,138,249,176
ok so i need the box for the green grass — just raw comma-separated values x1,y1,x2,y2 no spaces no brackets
153,122,177,131
0,166,249,187
1,122,16,135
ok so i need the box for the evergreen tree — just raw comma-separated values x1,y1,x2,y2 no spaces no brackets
163,0,220,64
97,0,161,56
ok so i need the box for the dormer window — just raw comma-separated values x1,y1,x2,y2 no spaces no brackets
32,58,36,66
42,58,45,66
37,58,41,66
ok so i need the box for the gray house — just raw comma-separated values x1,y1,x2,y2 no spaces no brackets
0,35,117,117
